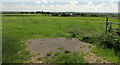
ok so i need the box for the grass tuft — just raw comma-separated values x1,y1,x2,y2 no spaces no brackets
64,50,71,53
91,47,118,63
57,47,64,51
46,52,52,56
37,58,43,61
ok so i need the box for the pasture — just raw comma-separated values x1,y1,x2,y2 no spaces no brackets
2,14,118,63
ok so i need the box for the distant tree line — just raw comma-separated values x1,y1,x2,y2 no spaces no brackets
2,11,118,17
50,12,118,17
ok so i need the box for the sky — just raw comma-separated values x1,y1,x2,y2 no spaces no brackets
1,0,120,12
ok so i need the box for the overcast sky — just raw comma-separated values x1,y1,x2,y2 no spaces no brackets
1,0,120,12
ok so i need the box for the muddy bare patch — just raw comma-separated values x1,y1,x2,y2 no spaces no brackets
25,37,111,63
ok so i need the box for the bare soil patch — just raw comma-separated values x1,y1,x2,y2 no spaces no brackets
25,37,111,63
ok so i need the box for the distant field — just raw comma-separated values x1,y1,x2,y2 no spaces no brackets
2,14,46,16
2,14,118,63
2,15,107,39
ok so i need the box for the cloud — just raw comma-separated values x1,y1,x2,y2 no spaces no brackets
50,5,54,7
88,2,93,5
110,0,117,8
41,5,45,7
81,2,113,12
64,1,79,7
51,1,54,3
2,2,118,12
86,2,105,8
111,0,115,2
35,1,40,4
106,6,110,9
70,1,78,5
84,0,88,2
0,3,2,11
43,0,47,3
97,3,105,8
56,5,61,7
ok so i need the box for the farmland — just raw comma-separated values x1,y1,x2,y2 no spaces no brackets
2,14,118,63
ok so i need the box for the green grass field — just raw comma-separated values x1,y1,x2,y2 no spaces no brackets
2,14,118,63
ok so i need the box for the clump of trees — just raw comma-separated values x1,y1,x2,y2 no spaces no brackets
51,13,59,16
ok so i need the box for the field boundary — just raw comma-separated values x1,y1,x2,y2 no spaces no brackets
105,17,120,35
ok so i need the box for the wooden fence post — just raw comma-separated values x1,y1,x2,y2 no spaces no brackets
106,17,108,33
